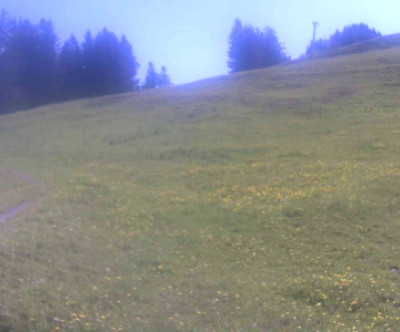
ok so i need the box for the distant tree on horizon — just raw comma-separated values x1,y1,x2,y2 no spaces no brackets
331,23,381,48
227,18,288,73
143,62,172,89
158,66,172,87
143,62,157,89
306,23,382,56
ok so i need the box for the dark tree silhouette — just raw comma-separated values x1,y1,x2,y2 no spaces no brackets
227,19,244,73
0,15,57,111
227,19,287,73
57,29,139,101
306,23,382,56
80,28,139,97
143,63,172,89
81,30,96,97
158,66,172,87
119,35,140,91
331,23,381,48
0,10,15,110
143,62,158,89
57,35,83,100
92,28,122,95
0,9,13,55
0,9,152,112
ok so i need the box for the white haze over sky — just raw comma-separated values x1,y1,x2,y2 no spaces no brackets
2,0,400,84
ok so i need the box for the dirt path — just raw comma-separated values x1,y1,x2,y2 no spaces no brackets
11,171,40,185
0,201,32,224
0,169,46,227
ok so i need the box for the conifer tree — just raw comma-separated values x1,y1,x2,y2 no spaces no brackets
227,19,244,73
143,62,158,89
158,66,171,87
227,19,286,73
0,10,141,112
305,23,381,56
119,35,139,91
0,9,13,55
0,16,57,110
58,35,83,99
80,29,139,97
81,30,96,96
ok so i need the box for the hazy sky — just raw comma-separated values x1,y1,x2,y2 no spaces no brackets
2,0,400,84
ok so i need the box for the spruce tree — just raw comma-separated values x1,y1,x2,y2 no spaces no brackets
0,9,13,56
158,66,171,87
81,29,140,96
227,19,286,73
119,35,139,91
305,23,382,56
0,9,15,112
227,19,244,73
0,17,57,110
81,30,96,96
58,35,83,100
143,62,158,89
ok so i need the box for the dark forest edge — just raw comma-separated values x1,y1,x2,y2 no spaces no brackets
0,8,384,114
305,23,381,57
0,9,172,113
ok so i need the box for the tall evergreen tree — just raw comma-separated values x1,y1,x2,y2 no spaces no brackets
0,17,57,110
119,35,139,91
260,27,287,67
158,66,171,87
58,35,83,100
35,19,58,102
0,9,15,111
227,19,287,73
143,62,158,89
81,30,96,96
0,9,13,55
81,28,140,96
92,28,120,95
227,19,244,73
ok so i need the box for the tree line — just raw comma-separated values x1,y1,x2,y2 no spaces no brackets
0,8,384,113
227,19,289,73
227,19,382,73
0,9,171,113
306,23,381,56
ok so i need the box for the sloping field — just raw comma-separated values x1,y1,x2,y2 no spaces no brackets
1,47,400,331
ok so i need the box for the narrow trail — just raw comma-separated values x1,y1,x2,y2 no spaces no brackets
0,201,32,224
0,169,45,227
11,171,40,185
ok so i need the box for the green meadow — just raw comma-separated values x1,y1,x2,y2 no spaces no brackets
2,47,400,331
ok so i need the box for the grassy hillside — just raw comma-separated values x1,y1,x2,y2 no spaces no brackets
1,47,400,331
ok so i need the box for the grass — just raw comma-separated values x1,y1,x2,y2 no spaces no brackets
1,47,400,331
